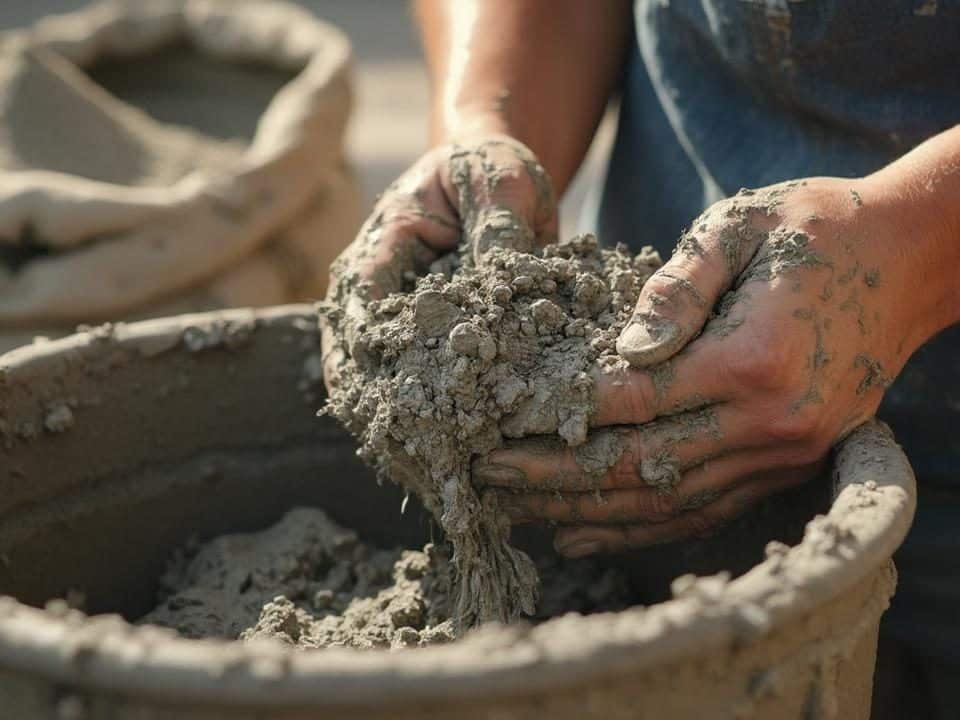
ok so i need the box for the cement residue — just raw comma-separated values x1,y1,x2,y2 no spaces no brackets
322,233,660,630
738,228,831,285
853,353,893,396
141,508,633,650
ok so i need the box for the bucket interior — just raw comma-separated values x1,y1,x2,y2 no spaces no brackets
0,313,832,628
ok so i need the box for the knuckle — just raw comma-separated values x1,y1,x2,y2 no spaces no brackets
609,451,642,489
646,490,680,521
764,403,829,447
687,509,722,539
621,426,653,470
489,163,528,190
724,334,792,392
691,196,736,230
383,216,419,239
617,490,666,522
783,435,831,466
621,525,648,550
643,261,710,313
381,202,428,230
726,354,777,391
765,413,819,444
621,377,658,423
644,269,687,296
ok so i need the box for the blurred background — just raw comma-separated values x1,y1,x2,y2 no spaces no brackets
0,0,609,234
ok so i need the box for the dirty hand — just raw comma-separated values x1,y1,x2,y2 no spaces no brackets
321,135,556,387
481,177,939,557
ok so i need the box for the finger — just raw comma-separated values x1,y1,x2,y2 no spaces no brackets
495,486,684,526
320,316,345,392
493,448,823,525
552,470,810,557
475,403,764,492
329,213,452,367
349,180,463,297
356,215,453,293
321,185,460,374
441,136,558,258
676,450,825,502
590,335,743,427
617,198,770,368
326,146,546,368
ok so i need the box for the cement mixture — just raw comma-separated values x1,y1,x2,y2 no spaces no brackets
141,507,633,650
323,199,661,630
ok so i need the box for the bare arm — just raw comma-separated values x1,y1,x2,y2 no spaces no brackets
415,0,632,194
863,124,960,344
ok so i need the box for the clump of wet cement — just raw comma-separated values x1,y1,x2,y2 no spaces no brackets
322,236,660,629
141,508,633,649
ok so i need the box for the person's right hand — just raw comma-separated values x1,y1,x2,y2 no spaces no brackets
321,134,556,389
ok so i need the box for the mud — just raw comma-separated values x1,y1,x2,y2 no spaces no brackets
323,233,660,629
141,507,633,650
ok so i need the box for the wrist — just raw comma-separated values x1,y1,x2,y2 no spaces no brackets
430,101,513,147
859,165,960,353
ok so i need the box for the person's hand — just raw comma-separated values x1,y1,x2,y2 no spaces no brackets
321,135,556,388
478,177,926,557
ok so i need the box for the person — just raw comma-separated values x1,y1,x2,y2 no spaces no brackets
329,2,959,715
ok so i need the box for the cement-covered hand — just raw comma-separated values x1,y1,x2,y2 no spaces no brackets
482,169,957,557
321,135,556,387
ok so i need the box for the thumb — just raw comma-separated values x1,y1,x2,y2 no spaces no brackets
617,214,760,367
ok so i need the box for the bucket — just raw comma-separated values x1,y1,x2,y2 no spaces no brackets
0,305,916,719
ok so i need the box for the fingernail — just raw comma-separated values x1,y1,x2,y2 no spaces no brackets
617,317,678,367
556,538,604,558
473,462,527,487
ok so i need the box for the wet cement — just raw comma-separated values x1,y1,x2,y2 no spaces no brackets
323,233,661,629
141,507,633,650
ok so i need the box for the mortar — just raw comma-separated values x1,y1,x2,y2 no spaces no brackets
0,305,915,719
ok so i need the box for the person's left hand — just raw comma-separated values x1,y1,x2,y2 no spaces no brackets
476,177,929,558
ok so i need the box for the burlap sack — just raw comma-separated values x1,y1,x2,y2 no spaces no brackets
0,0,361,352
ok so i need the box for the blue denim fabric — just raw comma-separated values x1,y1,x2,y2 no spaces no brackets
599,0,960,668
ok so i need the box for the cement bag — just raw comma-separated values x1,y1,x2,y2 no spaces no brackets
0,0,361,352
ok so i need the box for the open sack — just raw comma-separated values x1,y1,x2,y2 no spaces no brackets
0,0,361,351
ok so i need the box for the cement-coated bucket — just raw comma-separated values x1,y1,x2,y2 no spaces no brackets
0,305,916,719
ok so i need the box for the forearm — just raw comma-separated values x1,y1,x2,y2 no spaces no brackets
414,0,632,194
863,124,960,349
